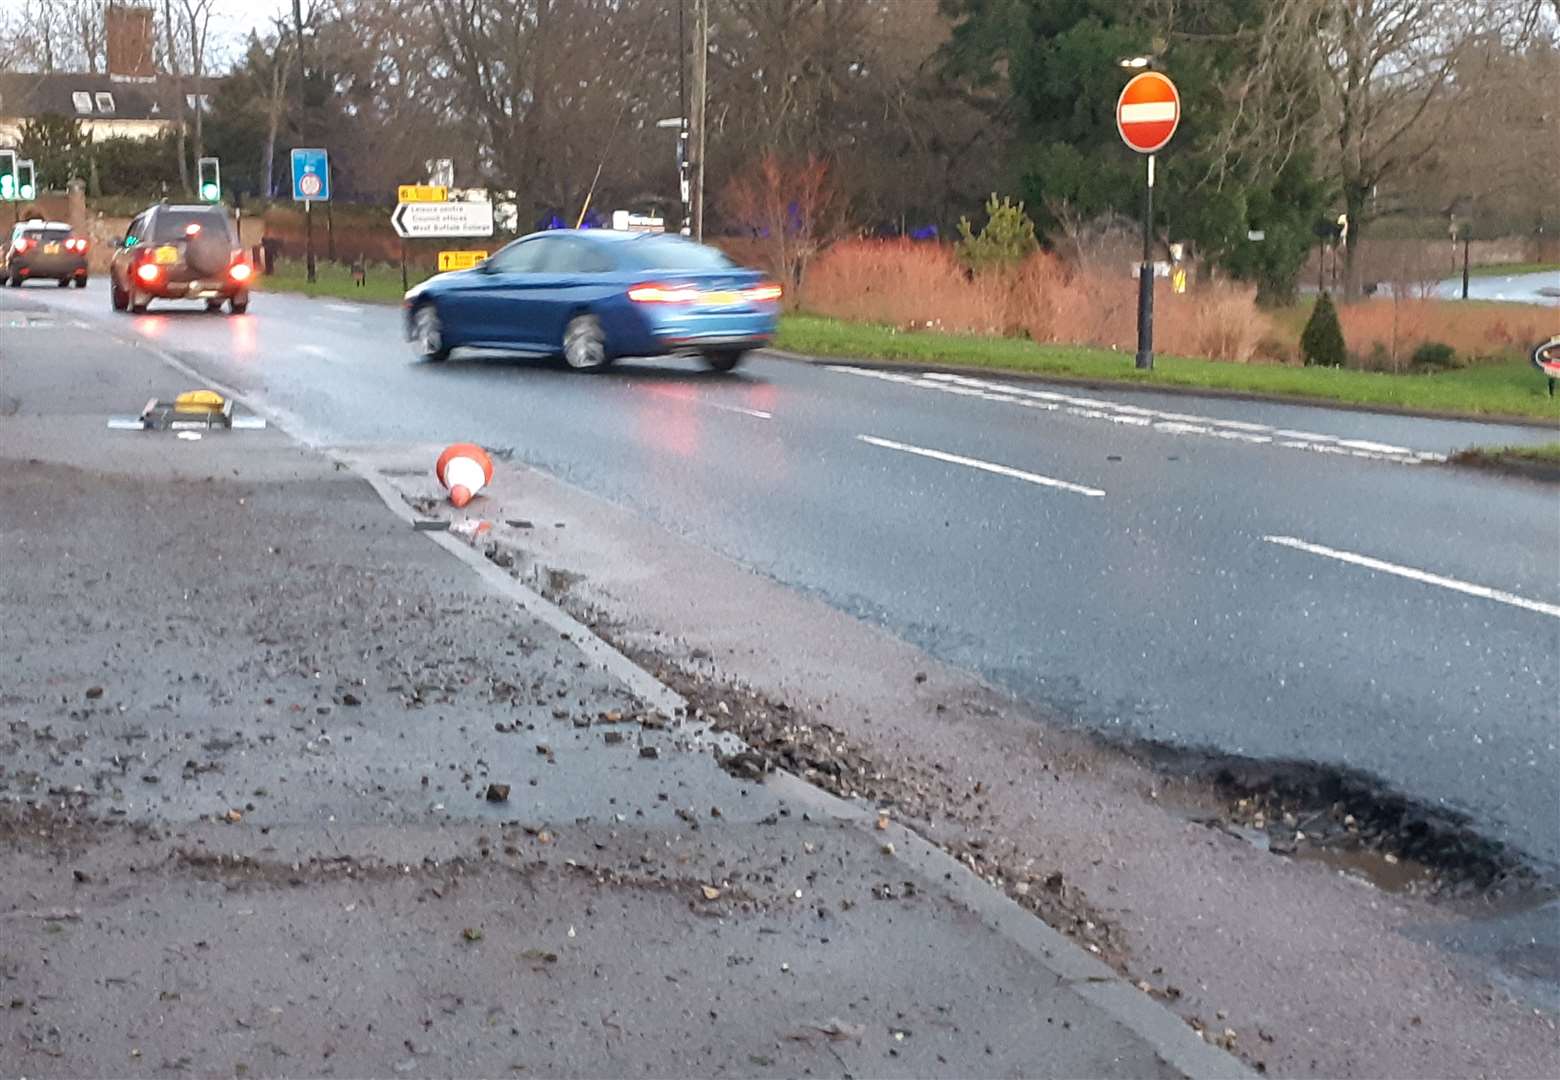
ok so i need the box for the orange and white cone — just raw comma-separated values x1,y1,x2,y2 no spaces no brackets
435,443,494,509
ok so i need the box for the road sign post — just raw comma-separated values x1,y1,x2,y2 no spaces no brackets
1533,336,1560,397
291,148,331,284
1116,70,1181,371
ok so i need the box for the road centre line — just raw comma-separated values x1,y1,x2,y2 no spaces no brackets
1264,535,1560,620
858,434,1105,497
647,387,772,419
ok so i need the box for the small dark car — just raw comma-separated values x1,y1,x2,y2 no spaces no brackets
3,220,90,287
109,203,253,314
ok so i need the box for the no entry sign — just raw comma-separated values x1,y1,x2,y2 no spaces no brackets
1116,72,1181,154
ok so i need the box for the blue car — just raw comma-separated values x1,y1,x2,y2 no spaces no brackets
402,229,782,372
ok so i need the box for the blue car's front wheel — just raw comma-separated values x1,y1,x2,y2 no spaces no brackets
563,314,610,372
412,303,449,363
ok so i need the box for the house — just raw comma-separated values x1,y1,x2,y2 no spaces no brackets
0,72,202,145
0,3,211,146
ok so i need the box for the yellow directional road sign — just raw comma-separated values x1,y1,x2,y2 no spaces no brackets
438,250,489,272
398,184,448,203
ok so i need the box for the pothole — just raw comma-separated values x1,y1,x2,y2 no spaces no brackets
1134,743,1539,899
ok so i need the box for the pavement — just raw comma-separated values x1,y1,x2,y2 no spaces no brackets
7,279,1557,880
0,293,1244,1076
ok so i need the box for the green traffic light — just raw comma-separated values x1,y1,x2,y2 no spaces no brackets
19,184,34,200
0,177,13,199
201,182,219,201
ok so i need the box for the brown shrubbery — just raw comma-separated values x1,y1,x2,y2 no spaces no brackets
801,238,1272,363
1336,299,1548,370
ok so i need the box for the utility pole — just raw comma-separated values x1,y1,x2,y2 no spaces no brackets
293,0,315,283
690,0,708,242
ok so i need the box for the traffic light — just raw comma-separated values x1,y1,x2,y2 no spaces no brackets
197,156,220,202
0,149,15,201
16,159,35,201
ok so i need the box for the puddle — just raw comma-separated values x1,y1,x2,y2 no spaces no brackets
1293,844,1440,892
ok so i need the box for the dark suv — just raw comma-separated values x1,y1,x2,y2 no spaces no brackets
109,204,252,314
3,220,90,287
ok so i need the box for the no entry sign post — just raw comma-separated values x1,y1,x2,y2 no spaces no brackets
1116,71,1181,371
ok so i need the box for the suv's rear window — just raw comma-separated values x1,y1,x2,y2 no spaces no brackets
151,210,234,242
21,226,71,241
620,237,735,271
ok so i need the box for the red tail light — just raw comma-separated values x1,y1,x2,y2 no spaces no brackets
135,262,161,284
13,238,30,254
628,283,702,304
229,262,253,283
66,238,89,253
746,283,783,303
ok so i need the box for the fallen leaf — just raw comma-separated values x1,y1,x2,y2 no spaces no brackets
700,885,721,900
462,927,483,942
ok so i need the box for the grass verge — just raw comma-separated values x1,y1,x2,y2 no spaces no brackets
1465,262,1560,280
775,314,1560,422
256,259,431,304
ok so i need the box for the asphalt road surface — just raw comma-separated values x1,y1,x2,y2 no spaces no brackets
9,280,1559,879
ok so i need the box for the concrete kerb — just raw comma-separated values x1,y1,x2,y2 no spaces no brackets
116,328,1249,1080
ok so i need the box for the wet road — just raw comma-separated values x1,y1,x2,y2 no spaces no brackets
1434,268,1560,305
8,281,1559,875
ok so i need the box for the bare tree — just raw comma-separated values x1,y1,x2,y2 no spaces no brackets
181,0,215,166
721,151,843,299
1313,0,1545,297
160,0,189,193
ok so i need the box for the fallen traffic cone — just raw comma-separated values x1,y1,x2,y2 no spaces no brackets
435,443,494,508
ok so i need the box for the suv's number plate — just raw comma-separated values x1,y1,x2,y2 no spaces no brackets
154,246,178,265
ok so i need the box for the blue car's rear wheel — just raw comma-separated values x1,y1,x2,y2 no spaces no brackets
563,314,609,371
703,349,747,373
412,304,449,363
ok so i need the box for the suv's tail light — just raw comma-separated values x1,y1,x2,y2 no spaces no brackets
13,238,30,254
135,262,162,284
229,262,253,283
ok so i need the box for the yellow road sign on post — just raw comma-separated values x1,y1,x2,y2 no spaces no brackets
398,184,448,203
438,250,489,272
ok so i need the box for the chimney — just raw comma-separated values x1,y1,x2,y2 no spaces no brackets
106,2,156,81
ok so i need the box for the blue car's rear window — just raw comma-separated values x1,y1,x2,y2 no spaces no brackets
620,237,735,271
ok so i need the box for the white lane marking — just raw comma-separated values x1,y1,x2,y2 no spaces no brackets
1264,535,1560,620
325,303,362,314
858,435,1105,497
831,366,1446,465
297,344,332,359
647,388,771,419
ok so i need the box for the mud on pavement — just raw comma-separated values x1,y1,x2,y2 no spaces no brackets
364,445,1560,1080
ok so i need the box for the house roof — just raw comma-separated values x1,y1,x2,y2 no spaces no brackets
0,71,203,124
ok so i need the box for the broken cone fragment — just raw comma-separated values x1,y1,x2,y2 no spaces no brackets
435,443,494,508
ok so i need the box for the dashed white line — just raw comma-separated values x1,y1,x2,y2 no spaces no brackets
1264,535,1560,620
647,388,772,419
325,303,363,314
296,344,332,359
858,435,1105,497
